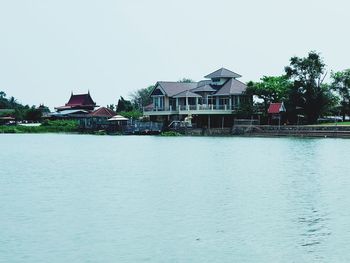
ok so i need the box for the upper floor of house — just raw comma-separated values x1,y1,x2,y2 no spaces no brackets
144,68,252,115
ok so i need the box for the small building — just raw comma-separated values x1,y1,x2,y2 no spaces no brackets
79,107,116,131
268,102,286,125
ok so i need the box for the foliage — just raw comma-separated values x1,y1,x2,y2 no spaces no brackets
331,69,350,121
284,51,333,124
160,131,182,136
130,85,153,110
107,104,115,111
118,110,142,119
116,96,133,112
25,107,42,121
246,76,291,112
178,78,195,83
0,120,79,133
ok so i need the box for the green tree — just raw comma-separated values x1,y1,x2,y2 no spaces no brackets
25,107,43,121
116,96,133,112
246,75,291,113
178,78,194,83
285,51,332,124
331,69,350,121
130,85,154,110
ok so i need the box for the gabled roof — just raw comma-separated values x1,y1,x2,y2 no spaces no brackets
205,67,242,79
268,103,286,114
66,92,96,106
173,90,202,98
191,84,216,93
214,78,247,96
88,107,115,117
153,82,198,97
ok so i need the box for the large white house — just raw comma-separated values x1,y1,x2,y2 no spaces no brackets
143,68,252,128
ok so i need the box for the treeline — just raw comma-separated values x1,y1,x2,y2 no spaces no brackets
0,91,47,121
246,51,350,124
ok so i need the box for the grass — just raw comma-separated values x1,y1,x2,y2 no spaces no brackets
312,121,350,126
0,120,79,134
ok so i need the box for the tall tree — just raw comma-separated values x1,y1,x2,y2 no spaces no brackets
285,51,331,124
116,96,133,112
246,75,291,113
331,69,350,121
130,85,154,110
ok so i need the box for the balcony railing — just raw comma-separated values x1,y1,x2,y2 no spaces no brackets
143,104,239,112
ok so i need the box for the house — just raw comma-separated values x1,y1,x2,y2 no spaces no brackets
268,102,286,125
53,91,98,119
79,107,116,130
143,68,252,128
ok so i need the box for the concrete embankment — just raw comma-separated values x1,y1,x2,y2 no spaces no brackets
176,125,350,138
234,125,350,138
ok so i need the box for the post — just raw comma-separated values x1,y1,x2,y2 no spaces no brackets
221,116,224,129
208,115,211,129
186,97,189,111
176,98,179,110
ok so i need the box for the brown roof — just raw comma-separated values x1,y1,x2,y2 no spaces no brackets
88,107,115,117
214,78,247,96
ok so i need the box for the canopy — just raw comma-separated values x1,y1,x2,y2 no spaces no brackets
108,115,129,121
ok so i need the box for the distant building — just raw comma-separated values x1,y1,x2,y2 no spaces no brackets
79,107,116,130
55,91,97,112
143,68,253,128
268,102,286,125
53,91,98,119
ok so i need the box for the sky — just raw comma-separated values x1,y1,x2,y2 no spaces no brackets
0,0,349,109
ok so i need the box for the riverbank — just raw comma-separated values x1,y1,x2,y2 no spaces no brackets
2,121,350,138
0,120,79,134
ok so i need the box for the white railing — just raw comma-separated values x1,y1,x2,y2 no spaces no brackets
144,105,239,112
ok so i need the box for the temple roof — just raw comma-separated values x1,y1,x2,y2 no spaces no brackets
66,92,96,106
204,67,242,79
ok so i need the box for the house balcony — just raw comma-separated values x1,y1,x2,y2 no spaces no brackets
143,104,238,116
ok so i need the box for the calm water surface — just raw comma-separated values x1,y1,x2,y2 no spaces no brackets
1,134,350,262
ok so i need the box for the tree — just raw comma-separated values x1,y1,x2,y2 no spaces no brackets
246,75,291,113
25,107,42,121
331,69,350,121
130,85,154,110
107,104,115,111
178,78,194,83
285,51,332,124
0,91,6,99
116,96,133,112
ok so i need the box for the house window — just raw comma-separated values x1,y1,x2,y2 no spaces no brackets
212,78,220,82
153,96,164,109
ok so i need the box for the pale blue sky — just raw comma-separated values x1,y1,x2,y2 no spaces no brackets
0,0,349,109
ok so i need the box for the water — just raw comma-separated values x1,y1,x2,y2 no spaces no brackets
1,134,350,262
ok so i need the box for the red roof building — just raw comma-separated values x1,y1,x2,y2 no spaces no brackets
55,91,97,112
88,107,115,118
268,102,286,114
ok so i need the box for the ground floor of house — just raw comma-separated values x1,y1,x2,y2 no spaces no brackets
149,114,259,129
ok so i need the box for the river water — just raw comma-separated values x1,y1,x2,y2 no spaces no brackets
1,134,350,262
